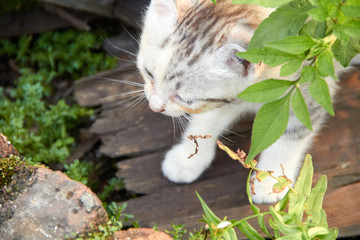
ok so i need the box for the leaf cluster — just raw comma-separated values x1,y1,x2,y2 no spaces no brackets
197,155,338,240
233,0,360,162
0,29,116,164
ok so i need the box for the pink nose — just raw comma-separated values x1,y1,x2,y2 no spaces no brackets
149,95,165,112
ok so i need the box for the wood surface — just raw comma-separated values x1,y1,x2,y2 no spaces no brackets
75,63,360,238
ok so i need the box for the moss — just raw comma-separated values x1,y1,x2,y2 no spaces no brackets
0,155,33,189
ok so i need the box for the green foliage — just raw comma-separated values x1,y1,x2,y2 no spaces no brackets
235,0,360,163
197,155,338,239
64,160,94,185
0,0,39,15
165,224,188,240
73,202,135,239
98,177,124,202
0,29,116,164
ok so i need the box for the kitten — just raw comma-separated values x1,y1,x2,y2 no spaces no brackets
136,0,352,203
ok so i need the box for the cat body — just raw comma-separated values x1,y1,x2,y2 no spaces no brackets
137,0,349,203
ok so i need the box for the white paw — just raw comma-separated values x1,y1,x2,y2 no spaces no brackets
251,175,290,204
162,143,215,183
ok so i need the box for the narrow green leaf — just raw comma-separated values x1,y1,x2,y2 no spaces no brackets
299,66,316,84
266,36,315,55
274,191,289,212
305,175,328,225
276,232,304,240
246,170,260,214
237,220,265,240
317,49,337,80
291,88,313,130
249,4,310,49
246,93,291,162
196,192,221,224
280,59,303,76
222,228,238,240
308,226,330,239
237,79,295,103
308,74,334,116
232,0,292,7
257,213,272,239
319,209,329,228
270,206,302,234
316,228,339,240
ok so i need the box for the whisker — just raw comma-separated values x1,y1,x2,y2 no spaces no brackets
104,38,138,57
101,89,144,102
120,23,140,45
94,77,144,87
97,94,145,113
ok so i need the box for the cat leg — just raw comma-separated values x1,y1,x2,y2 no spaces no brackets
162,103,248,183
251,113,326,204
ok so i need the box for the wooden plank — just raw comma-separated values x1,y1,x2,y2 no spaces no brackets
116,136,251,194
40,0,114,17
0,9,98,38
114,0,150,29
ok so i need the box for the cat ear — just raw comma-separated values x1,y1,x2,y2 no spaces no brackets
148,0,178,26
217,44,253,77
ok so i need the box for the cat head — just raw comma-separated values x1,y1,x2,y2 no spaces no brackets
137,0,272,116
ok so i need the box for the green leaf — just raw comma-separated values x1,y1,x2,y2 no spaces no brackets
316,49,337,80
237,79,295,103
248,3,310,49
237,220,265,240
280,59,303,76
308,7,328,22
246,92,291,162
291,88,313,130
341,5,360,18
332,38,360,68
300,19,327,38
276,232,304,240
308,73,334,116
196,192,221,224
257,213,272,239
270,206,302,235
317,228,339,240
221,228,238,240
299,66,316,84
305,175,328,225
272,176,293,193
275,191,289,212
255,171,270,182
267,36,315,55
308,226,330,239
231,0,292,7
246,170,260,214
237,48,299,67
340,19,360,39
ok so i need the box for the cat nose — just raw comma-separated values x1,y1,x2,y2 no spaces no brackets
149,95,166,113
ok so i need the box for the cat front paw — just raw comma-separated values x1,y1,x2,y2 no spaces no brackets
251,176,290,204
162,143,215,183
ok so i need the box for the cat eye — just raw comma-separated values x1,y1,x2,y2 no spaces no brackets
144,68,154,83
175,94,195,105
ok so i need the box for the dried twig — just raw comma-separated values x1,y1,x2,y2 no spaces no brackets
187,135,212,159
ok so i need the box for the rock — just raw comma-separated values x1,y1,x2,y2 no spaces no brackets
0,167,108,240
114,228,172,240
0,132,20,158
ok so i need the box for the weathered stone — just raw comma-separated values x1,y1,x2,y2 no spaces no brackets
0,132,20,158
0,167,108,240
114,228,172,240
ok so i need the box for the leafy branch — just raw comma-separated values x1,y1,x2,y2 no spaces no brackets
227,0,360,163
197,153,338,240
